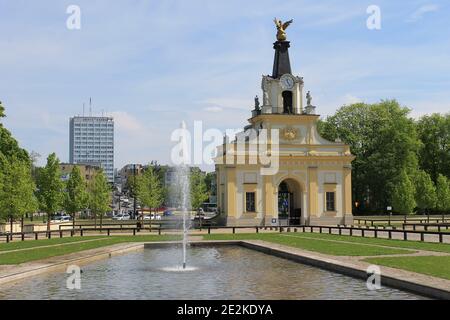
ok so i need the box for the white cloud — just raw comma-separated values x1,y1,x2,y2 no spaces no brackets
109,111,143,133
406,4,439,22
204,106,223,113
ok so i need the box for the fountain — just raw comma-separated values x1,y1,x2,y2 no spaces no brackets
174,121,191,270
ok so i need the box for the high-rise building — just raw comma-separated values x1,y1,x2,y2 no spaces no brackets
69,116,114,182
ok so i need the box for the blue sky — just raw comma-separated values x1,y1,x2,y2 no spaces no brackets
1,0,449,171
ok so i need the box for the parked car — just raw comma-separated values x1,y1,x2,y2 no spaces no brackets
163,210,174,217
51,214,72,223
112,213,131,221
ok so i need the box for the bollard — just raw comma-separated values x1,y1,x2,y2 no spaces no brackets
133,229,136,236
208,227,211,235
107,229,110,236
294,228,297,233
420,233,424,242
302,226,305,233
158,228,161,235
60,231,63,238
35,232,38,240
339,228,342,236
374,230,378,238
439,233,443,243
362,229,365,237
404,232,407,241
350,228,353,236
22,233,25,241
328,227,332,234
6,235,9,243
256,227,259,234
81,229,84,237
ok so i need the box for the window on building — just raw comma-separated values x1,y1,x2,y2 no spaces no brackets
246,192,256,212
326,192,335,212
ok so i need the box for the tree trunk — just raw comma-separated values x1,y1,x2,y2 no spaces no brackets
10,216,13,241
47,213,51,232
100,214,103,231
21,217,24,233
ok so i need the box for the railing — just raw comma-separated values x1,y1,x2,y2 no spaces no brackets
1,224,449,244
354,217,450,226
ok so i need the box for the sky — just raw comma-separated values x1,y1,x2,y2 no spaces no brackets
1,0,449,172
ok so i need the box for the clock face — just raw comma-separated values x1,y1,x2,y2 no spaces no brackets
280,75,294,90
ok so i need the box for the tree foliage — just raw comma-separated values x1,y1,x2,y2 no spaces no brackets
436,174,450,213
136,166,164,211
416,114,450,182
414,170,437,212
63,166,88,216
0,155,38,222
190,169,208,210
36,153,64,219
88,170,111,218
392,170,416,214
319,100,420,212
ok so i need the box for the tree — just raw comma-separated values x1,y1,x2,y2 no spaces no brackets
136,166,164,219
392,170,416,215
64,166,88,229
417,114,450,182
36,153,64,231
0,101,5,118
319,100,420,213
0,155,38,235
414,170,437,221
436,174,450,221
88,170,111,229
190,169,208,211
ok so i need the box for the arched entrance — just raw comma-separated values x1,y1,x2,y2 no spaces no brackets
277,178,302,225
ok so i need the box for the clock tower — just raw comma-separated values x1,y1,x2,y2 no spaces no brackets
215,20,355,227
260,39,305,116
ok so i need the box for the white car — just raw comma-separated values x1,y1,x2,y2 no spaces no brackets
113,214,131,221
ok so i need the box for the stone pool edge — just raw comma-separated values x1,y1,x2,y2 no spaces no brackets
0,240,449,300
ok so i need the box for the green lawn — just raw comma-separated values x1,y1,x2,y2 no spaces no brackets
0,235,179,265
272,232,450,253
203,233,413,256
0,236,106,252
365,256,450,280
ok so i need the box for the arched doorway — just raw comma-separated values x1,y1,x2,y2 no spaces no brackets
277,179,302,225
282,91,293,114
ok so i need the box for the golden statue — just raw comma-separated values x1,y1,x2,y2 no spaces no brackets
274,18,293,41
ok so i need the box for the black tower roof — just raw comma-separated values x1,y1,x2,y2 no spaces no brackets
272,41,292,78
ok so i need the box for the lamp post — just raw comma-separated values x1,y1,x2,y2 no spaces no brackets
387,206,392,226
133,164,137,220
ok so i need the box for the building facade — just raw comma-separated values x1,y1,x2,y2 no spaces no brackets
69,116,114,182
215,27,355,226
60,163,102,182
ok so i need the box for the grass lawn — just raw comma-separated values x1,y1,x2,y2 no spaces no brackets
272,232,450,253
0,235,180,265
202,233,413,256
0,236,106,252
365,256,450,280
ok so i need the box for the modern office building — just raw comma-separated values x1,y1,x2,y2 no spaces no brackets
69,116,114,182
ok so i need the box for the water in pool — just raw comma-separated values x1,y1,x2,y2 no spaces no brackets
0,246,425,300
